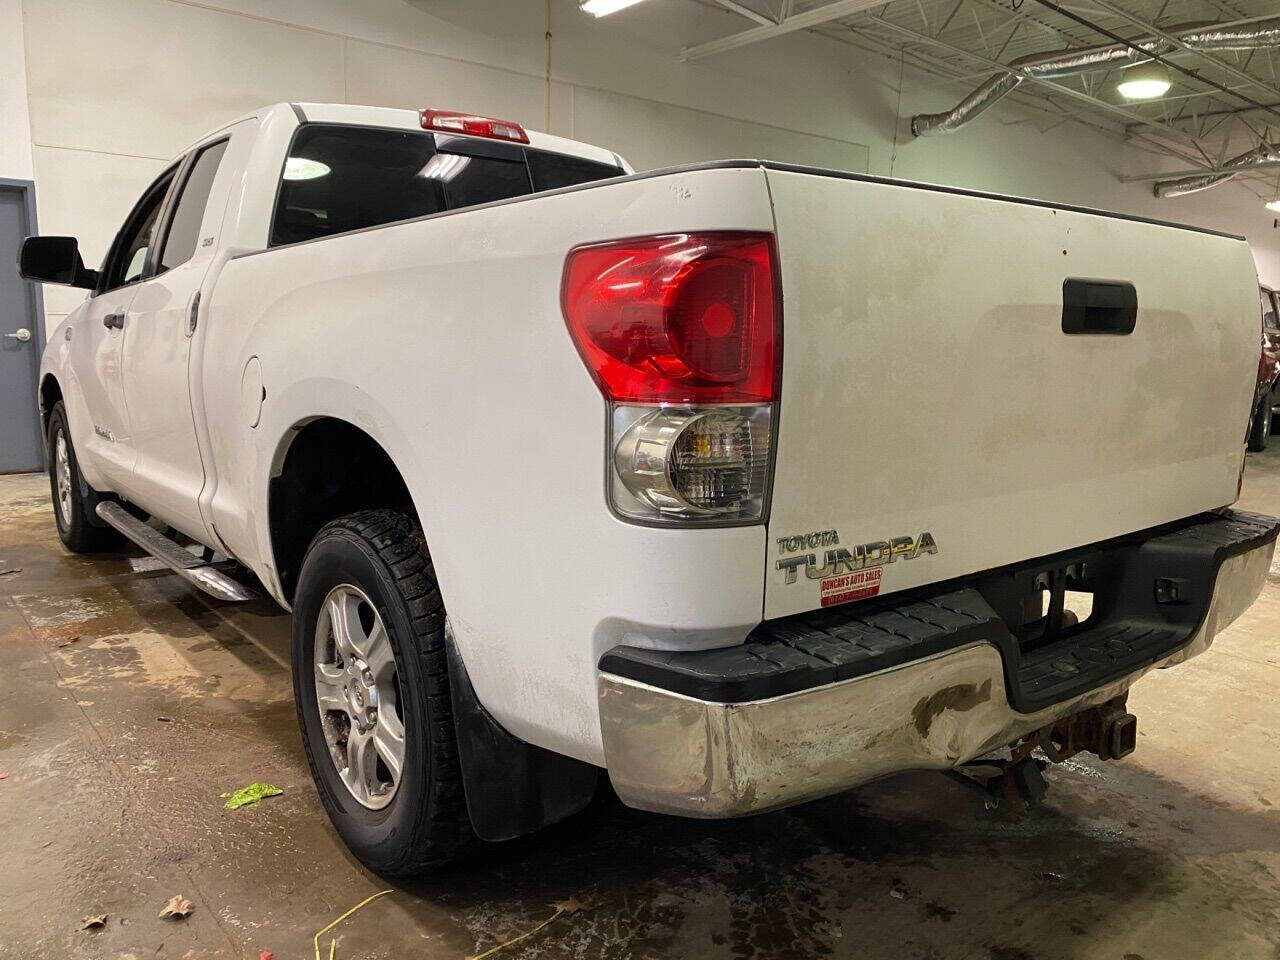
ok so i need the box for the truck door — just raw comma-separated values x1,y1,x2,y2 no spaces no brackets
119,134,235,544
71,165,179,492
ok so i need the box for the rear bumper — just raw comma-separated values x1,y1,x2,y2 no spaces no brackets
598,510,1278,817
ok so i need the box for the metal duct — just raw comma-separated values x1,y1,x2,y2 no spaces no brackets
1153,142,1280,198
911,18,1280,138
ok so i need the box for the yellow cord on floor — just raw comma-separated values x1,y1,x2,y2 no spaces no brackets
313,888,394,960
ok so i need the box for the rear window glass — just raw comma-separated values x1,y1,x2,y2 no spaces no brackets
270,124,623,247
527,149,622,191
434,154,532,209
271,126,445,246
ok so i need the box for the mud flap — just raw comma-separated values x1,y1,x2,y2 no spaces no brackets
445,631,599,842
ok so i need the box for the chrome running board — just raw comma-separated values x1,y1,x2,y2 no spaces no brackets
95,501,256,602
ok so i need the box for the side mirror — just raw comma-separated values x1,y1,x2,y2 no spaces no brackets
17,236,98,289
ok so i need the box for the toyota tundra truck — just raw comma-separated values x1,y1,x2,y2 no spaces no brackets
18,101,1278,875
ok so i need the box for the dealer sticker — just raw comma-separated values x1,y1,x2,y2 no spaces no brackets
820,568,883,606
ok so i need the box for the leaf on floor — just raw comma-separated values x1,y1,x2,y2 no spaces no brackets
80,914,108,930
550,897,589,916
221,782,284,810
57,636,81,647
0,772,8,781
159,895,194,920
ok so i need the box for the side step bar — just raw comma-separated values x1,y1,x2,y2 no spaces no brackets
95,502,256,602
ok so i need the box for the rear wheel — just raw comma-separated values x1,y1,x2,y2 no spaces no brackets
46,402,119,553
292,510,472,875
1248,395,1272,452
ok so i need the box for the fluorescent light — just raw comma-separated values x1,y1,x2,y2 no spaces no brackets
418,153,471,183
283,157,330,180
1117,61,1171,100
580,0,647,16
1266,200,1280,213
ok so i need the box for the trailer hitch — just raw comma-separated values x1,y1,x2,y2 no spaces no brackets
950,695,1138,810
1037,695,1138,763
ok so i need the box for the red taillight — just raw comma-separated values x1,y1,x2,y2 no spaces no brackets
419,109,529,144
561,232,780,404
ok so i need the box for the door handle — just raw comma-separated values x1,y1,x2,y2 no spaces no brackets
3,328,31,343
1062,279,1137,335
103,312,125,330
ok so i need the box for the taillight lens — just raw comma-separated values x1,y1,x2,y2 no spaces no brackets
563,232,781,525
561,233,779,404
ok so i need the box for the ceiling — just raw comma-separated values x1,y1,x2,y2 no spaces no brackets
686,0,1280,199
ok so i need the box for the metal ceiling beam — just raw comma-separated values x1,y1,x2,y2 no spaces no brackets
1125,97,1280,129
1077,0,1280,105
821,19,1216,170
827,22,1127,138
680,0,890,60
1119,158,1280,182
867,16,1212,151
711,0,774,26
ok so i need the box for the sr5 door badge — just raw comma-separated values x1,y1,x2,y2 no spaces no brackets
776,530,938,607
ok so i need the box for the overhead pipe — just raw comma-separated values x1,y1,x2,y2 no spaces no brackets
1153,142,1280,197
910,18,1280,138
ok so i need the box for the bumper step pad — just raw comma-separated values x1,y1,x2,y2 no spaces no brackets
600,510,1279,713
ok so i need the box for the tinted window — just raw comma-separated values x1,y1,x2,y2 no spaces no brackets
527,149,621,191
271,126,447,246
271,124,623,247
104,168,176,291
434,154,531,208
1266,289,1280,332
159,139,228,272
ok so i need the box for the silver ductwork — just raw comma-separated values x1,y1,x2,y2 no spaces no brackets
911,18,1280,138
1153,142,1280,198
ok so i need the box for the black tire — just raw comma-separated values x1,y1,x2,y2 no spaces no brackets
292,510,472,875
46,401,120,553
1248,396,1271,452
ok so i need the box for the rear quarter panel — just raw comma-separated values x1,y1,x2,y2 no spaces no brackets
204,167,775,764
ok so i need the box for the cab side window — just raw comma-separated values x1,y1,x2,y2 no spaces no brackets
1266,289,1280,332
158,140,229,272
102,167,177,292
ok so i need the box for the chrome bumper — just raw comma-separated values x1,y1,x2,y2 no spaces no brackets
598,535,1273,818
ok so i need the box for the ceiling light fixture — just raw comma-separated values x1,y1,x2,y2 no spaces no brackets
283,157,331,181
580,0,647,17
1266,199,1280,213
1117,61,1172,101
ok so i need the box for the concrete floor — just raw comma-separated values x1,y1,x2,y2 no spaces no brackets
1,463,1278,960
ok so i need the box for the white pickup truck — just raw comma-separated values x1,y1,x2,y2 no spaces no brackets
20,102,1279,875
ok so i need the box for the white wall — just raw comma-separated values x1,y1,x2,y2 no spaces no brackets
0,0,34,183
18,0,1280,327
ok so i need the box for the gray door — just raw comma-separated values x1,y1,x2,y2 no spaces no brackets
0,183,44,473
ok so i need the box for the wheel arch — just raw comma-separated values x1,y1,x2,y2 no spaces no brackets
38,373,63,435
266,415,420,602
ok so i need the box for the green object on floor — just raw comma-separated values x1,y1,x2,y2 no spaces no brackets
222,782,283,810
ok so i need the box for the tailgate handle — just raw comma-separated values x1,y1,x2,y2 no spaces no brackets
1062,279,1136,335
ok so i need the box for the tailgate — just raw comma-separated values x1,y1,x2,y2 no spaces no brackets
763,166,1259,620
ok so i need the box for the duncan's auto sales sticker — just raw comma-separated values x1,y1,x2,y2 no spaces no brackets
820,568,882,606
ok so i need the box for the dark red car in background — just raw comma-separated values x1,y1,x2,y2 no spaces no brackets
1249,285,1280,451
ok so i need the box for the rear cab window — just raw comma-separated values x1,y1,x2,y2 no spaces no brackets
270,123,623,247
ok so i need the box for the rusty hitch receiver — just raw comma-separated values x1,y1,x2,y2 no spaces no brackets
1037,695,1138,763
950,695,1138,809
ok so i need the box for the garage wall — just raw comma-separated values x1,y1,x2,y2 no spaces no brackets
11,0,1280,326
0,0,34,182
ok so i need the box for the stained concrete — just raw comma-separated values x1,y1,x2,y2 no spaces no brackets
1,460,1278,960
